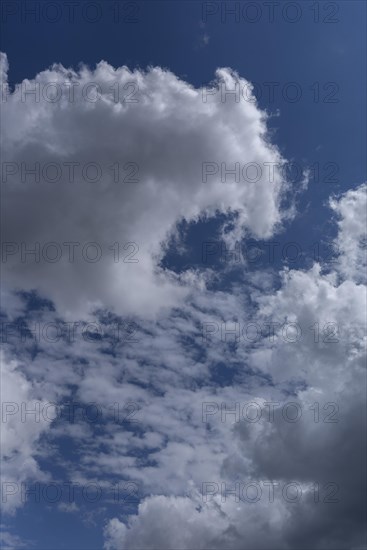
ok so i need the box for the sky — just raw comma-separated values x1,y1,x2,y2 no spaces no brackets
0,1,366,549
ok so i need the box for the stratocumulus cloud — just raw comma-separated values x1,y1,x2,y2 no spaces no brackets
102,184,367,550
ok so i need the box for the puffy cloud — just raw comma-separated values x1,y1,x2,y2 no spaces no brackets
330,183,367,283
0,352,51,514
1,53,292,319
250,263,366,389
103,490,288,550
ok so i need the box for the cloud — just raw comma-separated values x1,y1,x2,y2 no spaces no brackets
102,185,366,549
0,352,51,514
103,488,291,550
330,183,367,283
1,53,292,319
0,526,30,550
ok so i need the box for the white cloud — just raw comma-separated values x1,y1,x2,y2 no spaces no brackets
1,53,292,319
0,352,51,514
103,490,288,550
330,183,367,283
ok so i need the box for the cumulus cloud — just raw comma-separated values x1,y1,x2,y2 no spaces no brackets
1,53,292,319
330,183,367,283
0,352,51,514
103,490,289,550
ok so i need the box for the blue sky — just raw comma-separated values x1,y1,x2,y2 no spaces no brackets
1,2,366,549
